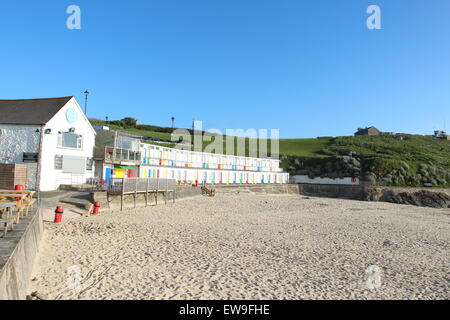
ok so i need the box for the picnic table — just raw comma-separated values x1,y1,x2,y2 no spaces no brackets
0,190,36,236
0,189,35,201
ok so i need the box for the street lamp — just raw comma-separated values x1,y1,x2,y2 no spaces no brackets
171,117,175,131
84,90,90,115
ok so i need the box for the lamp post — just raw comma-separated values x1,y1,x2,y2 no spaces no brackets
171,117,175,131
84,90,90,115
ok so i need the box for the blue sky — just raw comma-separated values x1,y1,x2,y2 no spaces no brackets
1,0,449,138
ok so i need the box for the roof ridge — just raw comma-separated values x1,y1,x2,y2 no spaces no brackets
0,96,73,101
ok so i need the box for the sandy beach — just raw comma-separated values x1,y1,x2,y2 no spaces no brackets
30,194,449,300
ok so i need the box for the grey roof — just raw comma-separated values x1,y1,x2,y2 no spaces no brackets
0,96,73,125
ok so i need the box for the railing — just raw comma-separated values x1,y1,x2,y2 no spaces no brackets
106,177,177,211
102,147,142,162
107,177,176,193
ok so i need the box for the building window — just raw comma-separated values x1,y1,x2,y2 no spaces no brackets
86,158,94,171
55,155,63,169
57,132,83,149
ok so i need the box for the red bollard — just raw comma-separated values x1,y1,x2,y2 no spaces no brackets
54,206,63,223
93,202,101,216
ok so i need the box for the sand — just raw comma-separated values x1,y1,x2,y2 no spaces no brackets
30,194,450,300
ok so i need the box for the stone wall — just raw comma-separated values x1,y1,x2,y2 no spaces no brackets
91,185,300,211
298,183,364,200
0,206,43,300
214,184,299,195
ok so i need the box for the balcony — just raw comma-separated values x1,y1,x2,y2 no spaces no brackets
95,146,141,164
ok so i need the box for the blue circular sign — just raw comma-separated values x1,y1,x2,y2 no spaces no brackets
66,108,78,124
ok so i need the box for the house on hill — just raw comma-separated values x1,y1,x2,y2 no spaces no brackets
354,126,382,136
0,97,96,191
433,130,450,140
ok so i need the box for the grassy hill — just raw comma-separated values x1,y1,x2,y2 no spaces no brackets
283,134,450,187
90,119,450,187
91,118,334,157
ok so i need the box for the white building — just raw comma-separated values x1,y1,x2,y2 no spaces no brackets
139,144,288,185
0,96,96,191
94,129,289,185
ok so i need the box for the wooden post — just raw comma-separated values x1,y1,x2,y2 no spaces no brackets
145,178,149,207
173,183,176,204
107,192,111,210
121,178,125,212
86,204,94,217
134,178,137,209
165,178,168,205
156,177,159,205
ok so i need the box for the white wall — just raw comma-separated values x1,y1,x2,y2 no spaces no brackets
39,98,96,191
290,175,360,185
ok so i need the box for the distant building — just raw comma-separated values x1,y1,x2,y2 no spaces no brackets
354,126,382,136
94,129,142,180
93,125,110,131
93,128,289,185
433,130,450,140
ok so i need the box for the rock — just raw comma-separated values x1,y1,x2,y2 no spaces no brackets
381,190,450,208
363,188,384,201
30,291,48,300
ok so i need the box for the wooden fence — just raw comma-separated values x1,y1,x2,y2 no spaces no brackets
107,178,177,211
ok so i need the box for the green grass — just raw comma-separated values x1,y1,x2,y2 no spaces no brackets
279,138,333,157
90,119,450,167
124,127,173,141
329,134,450,164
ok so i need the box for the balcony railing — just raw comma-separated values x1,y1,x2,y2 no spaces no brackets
95,146,141,162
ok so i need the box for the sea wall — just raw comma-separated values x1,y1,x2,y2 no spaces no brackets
298,183,364,200
91,184,300,211
0,206,43,300
291,175,360,185
214,184,300,195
